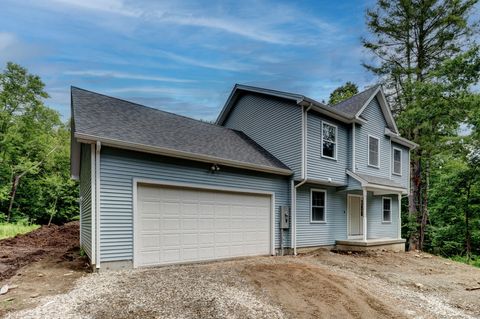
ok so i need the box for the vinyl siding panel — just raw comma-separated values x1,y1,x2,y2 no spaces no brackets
355,97,391,179
306,113,349,184
367,193,399,239
223,94,302,178
99,147,290,262
79,143,92,260
390,143,410,189
296,185,347,247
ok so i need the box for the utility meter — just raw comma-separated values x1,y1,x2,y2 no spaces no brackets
280,206,290,229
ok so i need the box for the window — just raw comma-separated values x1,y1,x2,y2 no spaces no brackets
393,148,402,175
311,190,326,222
322,122,337,159
368,136,379,167
382,197,391,223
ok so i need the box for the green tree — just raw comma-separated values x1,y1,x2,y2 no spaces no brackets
363,0,479,250
328,82,359,105
0,62,78,224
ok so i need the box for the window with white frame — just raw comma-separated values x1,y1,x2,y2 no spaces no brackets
322,122,337,159
393,148,402,175
311,190,326,222
368,136,379,167
382,197,391,222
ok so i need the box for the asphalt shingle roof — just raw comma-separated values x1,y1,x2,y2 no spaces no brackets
71,87,291,173
356,172,405,189
330,84,380,115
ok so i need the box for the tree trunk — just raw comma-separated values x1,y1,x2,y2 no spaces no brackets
465,182,471,258
408,154,421,250
6,175,20,222
419,158,430,250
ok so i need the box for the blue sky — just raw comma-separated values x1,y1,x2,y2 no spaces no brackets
0,0,379,120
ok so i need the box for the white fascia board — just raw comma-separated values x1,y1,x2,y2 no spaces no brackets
346,170,406,194
74,133,293,176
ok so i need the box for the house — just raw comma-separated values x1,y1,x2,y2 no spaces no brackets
70,84,417,270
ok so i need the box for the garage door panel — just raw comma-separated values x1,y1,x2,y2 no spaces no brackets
136,184,271,267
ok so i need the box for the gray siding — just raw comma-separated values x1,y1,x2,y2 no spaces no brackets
367,193,399,239
391,142,410,189
79,143,92,260
355,97,391,179
296,184,347,247
306,113,349,184
223,94,302,178
99,147,290,262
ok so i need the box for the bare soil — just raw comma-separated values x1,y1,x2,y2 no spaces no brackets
2,224,480,318
245,261,406,319
0,222,89,316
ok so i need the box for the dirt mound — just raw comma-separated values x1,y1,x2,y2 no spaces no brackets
245,262,406,319
0,221,83,281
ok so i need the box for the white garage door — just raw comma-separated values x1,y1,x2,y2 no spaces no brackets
135,183,272,267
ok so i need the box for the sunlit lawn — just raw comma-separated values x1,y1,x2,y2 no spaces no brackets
0,222,40,240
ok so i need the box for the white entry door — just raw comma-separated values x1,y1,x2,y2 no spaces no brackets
135,183,272,267
348,196,363,238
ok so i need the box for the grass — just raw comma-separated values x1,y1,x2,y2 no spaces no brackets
450,255,480,268
0,222,40,240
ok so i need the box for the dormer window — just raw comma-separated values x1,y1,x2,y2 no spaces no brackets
322,122,337,160
368,135,379,168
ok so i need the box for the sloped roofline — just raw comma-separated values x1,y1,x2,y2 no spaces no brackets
216,84,367,126
353,85,399,134
346,170,407,194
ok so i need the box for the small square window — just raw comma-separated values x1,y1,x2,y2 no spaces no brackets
311,190,326,222
382,198,391,222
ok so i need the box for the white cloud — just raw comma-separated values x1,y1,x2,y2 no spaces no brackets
155,50,252,72
49,0,141,17
0,32,16,51
64,70,196,83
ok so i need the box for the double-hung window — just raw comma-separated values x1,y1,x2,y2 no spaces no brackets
368,136,380,167
393,148,402,175
311,190,326,223
382,197,391,223
322,122,337,159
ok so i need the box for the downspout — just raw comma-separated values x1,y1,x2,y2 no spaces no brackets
90,144,96,266
292,103,312,255
352,122,356,173
95,141,101,269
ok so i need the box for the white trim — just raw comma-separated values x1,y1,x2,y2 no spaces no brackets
347,194,363,239
367,135,380,168
132,178,276,269
352,123,356,172
75,133,293,177
389,138,392,177
362,188,367,241
398,194,402,239
408,150,411,194
382,197,392,223
385,128,418,149
321,121,338,160
90,144,96,265
310,188,327,223
392,147,402,176
95,141,101,269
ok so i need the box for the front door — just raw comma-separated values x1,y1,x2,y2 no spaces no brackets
348,196,363,238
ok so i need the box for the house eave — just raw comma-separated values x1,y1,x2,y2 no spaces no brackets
74,132,293,176
385,128,418,149
346,170,407,194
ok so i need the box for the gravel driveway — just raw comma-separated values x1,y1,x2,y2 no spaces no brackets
5,252,480,319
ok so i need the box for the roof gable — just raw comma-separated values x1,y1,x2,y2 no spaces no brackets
331,85,398,134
